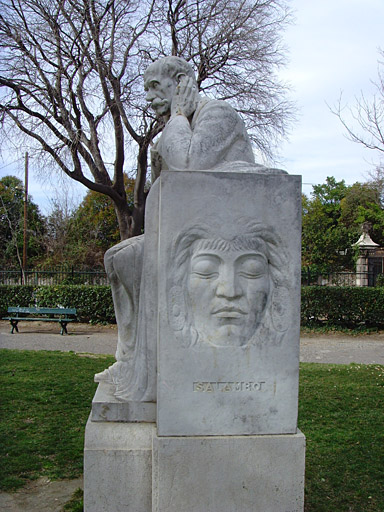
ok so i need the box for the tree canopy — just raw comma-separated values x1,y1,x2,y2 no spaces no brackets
0,175,45,267
0,0,294,239
302,177,384,274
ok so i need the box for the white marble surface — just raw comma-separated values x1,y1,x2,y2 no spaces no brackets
91,382,156,422
157,171,302,435
84,419,155,512
145,56,255,174
153,430,306,512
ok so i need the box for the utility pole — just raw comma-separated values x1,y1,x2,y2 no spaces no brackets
23,152,28,274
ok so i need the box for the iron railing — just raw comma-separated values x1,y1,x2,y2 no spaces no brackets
0,266,109,286
301,270,384,287
1,267,383,287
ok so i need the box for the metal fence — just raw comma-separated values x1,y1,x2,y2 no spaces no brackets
301,270,384,287
0,266,109,286
1,267,383,287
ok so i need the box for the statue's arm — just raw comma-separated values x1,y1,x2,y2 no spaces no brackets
158,100,247,170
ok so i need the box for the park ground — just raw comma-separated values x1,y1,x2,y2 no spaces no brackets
1,321,383,511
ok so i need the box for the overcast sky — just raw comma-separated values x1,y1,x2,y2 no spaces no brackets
1,0,384,211
279,0,384,197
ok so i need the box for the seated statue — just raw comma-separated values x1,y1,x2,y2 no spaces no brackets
95,56,281,403
144,56,255,178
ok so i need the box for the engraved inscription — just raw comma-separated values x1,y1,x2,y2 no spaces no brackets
193,381,266,392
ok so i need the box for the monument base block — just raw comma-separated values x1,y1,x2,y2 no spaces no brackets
91,382,156,422
84,419,305,512
84,418,155,512
153,430,306,512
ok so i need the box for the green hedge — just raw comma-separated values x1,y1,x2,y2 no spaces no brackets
0,285,115,324
1,285,384,328
301,286,384,328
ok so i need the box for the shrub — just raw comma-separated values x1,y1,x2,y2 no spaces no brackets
0,285,115,323
301,286,384,328
0,285,35,314
1,284,384,328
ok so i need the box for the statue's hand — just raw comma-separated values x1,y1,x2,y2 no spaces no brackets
171,76,199,119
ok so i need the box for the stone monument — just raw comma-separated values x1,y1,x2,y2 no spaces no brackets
84,56,305,511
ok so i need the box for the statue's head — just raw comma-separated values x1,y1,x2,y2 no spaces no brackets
144,57,197,117
167,219,291,348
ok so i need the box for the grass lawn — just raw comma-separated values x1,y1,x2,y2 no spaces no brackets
0,349,114,491
1,349,383,511
299,363,384,511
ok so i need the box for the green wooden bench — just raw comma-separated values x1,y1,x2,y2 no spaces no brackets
3,307,77,335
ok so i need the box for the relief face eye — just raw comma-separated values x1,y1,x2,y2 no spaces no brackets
237,254,268,279
190,255,220,279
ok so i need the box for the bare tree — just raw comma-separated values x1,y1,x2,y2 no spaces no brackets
0,0,293,240
332,49,384,167
0,0,157,238
162,0,293,156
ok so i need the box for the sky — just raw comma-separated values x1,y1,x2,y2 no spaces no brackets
1,0,384,212
278,0,384,197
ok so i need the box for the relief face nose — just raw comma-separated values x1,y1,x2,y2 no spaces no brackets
216,268,241,298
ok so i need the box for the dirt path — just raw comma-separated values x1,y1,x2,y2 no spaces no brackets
0,477,82,512
0,321,118,355
299,332,384,365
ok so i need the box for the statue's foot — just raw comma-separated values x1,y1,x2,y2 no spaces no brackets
94,360,147,402
94,367,113,383
94,360,130,387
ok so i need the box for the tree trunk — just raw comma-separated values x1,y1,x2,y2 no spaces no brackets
114,200,132,241
130,140,150,238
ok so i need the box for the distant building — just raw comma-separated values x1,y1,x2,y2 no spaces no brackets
353,222,383,286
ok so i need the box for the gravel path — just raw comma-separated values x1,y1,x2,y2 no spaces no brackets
0,321,118,355
299,332,384,365
1,320,384,365
1,321,384,511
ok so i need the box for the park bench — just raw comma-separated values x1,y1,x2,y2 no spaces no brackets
3,306,77,335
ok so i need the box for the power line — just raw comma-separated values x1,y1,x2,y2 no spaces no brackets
0,158,24,171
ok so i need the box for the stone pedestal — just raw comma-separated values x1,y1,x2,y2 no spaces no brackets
153,430,306,512
84,419,305,512
356,252,369,287
84,419,155,512
91,382,156,422
84,169,305,511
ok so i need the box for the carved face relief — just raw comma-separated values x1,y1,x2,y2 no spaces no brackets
144,65,177,117
188,247,270,347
